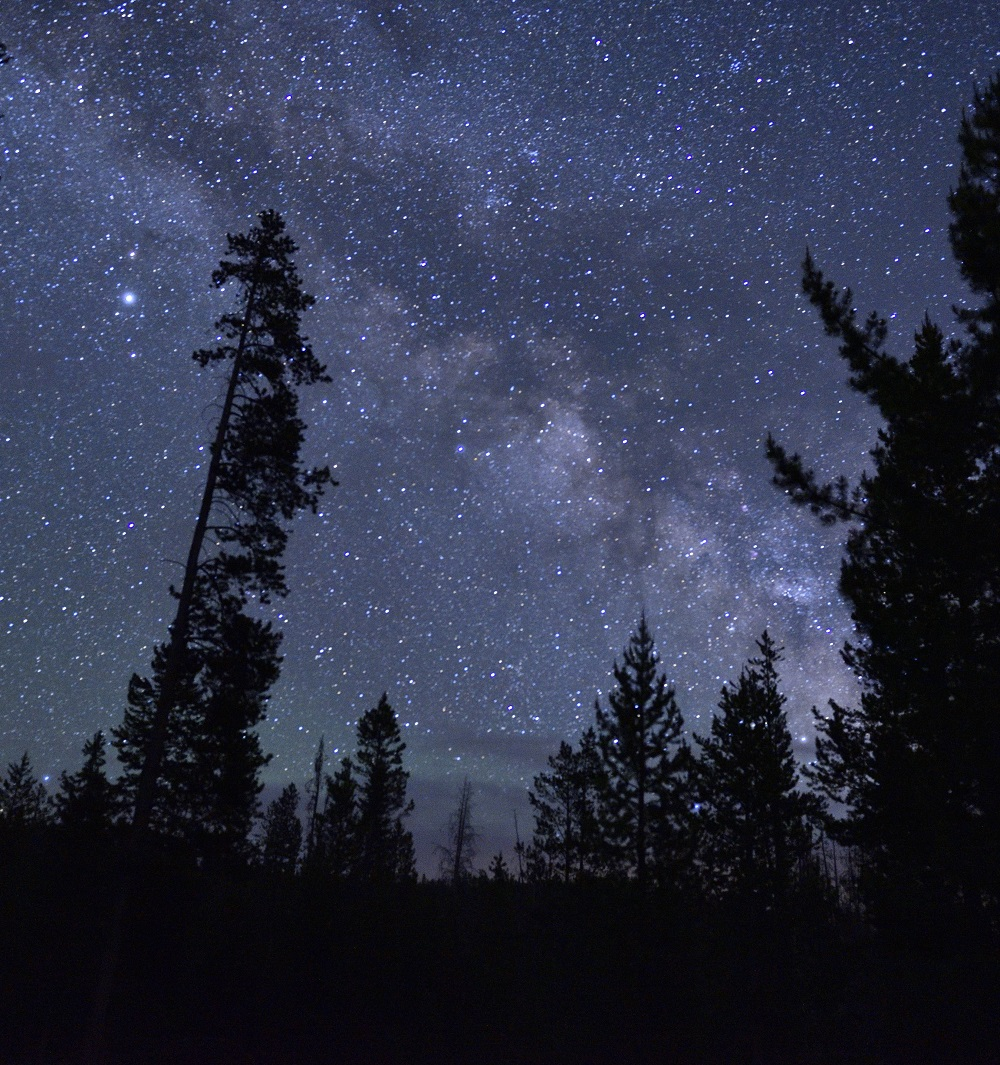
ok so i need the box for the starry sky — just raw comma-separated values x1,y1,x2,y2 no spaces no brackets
1,1,997,869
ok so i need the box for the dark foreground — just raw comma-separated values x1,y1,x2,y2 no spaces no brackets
2,835,998,1065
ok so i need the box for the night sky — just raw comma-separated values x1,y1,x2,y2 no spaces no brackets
1,1,997,868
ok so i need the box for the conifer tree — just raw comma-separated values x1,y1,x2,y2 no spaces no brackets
488,852,510,882
766,75,1000,922
0,752,50,828
321,756,360,879
354,694,415,882
114,593,279,864
55,731,115,831
115,210,332,861
259,783,302,874
529,728,608,882
694,632,819,905
595,615,688,886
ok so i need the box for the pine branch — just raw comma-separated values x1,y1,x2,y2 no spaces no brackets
765,435,866,523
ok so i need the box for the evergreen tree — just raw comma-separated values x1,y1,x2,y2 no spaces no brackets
488,851,510,882
354,694,415,882
529,728,608,882
321,756,360,879
116,210,332,862
113,593,279,865
259,783,302,874
595,615,688,886
766,76,1000,923
0,752,50,828
55,731,115,831
694,632,819,905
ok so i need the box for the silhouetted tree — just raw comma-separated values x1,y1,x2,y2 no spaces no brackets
529,728,608,881
259,783,302,874
488,851,510,882
0,752,50,828
439,777,477,884
694,632,819,905
766,76,1000,925
302,736,326,872
595,615,688,886
55,731,115,831
119,210,332,858
354,694,415,882
113,599,279,865
320,756,360,879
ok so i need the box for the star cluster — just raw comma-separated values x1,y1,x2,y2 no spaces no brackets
1,1,996,858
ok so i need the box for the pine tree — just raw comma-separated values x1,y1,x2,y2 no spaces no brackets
55,731,115,831
259,783,302,874
595,615,688,886
529,728,608,882
354,694,415,882
0,752,50,828
113,594,279,864
321,756,360,879
694,632,819,905
116,210,332,862
488,852,510,882
766,76,1000,924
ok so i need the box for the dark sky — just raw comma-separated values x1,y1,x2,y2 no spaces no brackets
1,1,996,869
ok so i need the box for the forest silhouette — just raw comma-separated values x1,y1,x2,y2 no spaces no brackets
2,58,1000,1065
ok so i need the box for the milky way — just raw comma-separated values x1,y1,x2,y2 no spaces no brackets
1,2,996,863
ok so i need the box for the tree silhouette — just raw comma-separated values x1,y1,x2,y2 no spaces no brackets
595,615,688,886
259,783,302,874
55,731,115,831
113,593,279,865
766,76,1000,924
302,736,327,872
529,728,608,882
439,777,477,884
118,210,332,855
488,851,510,882
694,632,819,905
354,694,415,882
320,756,360,879
0,752,50,828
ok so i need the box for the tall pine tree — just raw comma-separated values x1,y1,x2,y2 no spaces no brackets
694,632,819,906
115,210,332,863
594,615,688,886
353,694,415,882
766,76,1000,925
